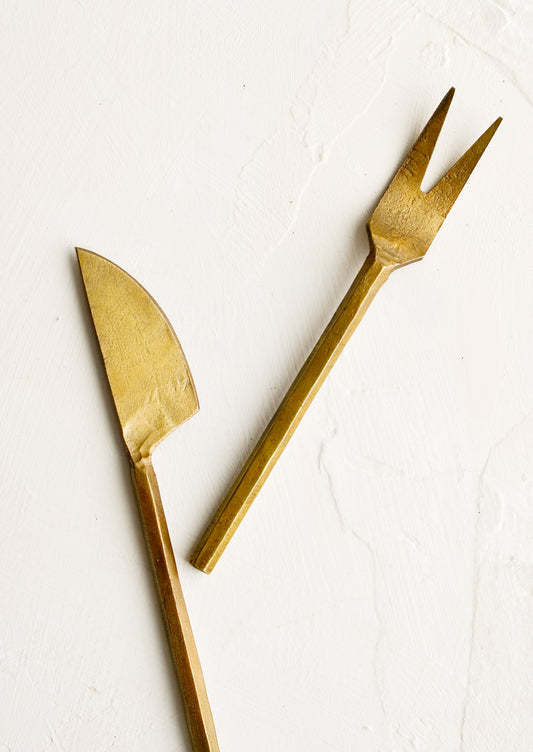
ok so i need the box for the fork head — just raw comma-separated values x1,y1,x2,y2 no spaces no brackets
367,88,502,268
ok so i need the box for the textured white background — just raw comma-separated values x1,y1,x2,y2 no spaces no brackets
1,1,532,750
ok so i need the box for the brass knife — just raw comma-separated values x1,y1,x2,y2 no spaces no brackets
77,248,220,752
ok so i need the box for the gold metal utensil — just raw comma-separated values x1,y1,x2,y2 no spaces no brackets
191,88,502,574
77,249,220,752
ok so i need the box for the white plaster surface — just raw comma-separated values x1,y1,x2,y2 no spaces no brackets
1,1,532,750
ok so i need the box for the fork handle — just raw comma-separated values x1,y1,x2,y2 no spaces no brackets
190,252,391,573
132,457,220,752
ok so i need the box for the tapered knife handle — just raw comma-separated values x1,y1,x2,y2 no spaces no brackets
132,457,220,752
190,252,391,573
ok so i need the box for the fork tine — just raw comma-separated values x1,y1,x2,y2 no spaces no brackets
396,87,455,186
428,116,502,217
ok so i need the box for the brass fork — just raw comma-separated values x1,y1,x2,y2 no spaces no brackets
191,88,502,573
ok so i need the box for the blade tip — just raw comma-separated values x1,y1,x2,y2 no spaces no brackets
75,247,91,262
76,248,102,278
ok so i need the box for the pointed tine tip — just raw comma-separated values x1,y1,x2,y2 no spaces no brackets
426,86,455,134
423,86,455,142
440,86,456,110
491,115,503,132
460,115,502,167
399,87,455,185
430,114,502,214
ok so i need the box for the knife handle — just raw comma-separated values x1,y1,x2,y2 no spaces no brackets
132,457,220,752
190,252,391,573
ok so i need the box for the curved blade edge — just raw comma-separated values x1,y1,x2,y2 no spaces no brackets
77,248,199,461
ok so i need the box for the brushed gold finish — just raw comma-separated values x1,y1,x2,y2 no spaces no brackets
77,249,198,463
77,249,220,752
132,457,219,752
191,88,502,573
